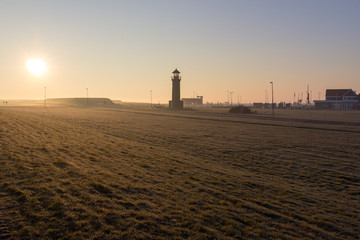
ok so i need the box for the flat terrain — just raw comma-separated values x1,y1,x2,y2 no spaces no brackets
0,106,359,239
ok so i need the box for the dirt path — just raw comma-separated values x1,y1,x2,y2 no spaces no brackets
103,108,360,133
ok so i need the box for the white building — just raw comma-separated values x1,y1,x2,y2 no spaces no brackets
181,96,203,108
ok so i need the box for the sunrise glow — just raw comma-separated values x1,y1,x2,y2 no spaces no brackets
26,59,46,76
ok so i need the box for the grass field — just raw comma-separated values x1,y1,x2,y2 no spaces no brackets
0,106,359,239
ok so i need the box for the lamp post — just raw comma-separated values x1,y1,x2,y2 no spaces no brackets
44,86,47,107
227,90,229,105
86,88,88,107
270,82,274,117
150,90,152,108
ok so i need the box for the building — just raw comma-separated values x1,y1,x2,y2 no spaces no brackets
253,103,264,108
314,89,359,110
181,96,203,108
169,68,183,110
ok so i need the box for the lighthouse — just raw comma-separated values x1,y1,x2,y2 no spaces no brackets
169,68,183,110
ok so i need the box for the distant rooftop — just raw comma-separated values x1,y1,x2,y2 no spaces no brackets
326,89,355,96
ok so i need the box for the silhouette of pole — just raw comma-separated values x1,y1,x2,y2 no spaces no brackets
270,82,274,117
150,90,152,108
44,86,46,108
86,88,88,107
227,90,229,104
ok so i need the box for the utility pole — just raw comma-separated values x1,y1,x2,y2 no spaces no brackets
44,86,47,108
230,91,233,106
150,90,152,108
227,90,229,105
86,88,88,107
270,82,274,117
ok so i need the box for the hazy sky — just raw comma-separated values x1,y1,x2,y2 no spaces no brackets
1,0,359,103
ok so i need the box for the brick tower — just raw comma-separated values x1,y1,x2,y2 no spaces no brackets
169,68,183,110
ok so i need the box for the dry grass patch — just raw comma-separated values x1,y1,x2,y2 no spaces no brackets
0,106,359,239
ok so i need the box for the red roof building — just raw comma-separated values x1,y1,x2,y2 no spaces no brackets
314,89,359,110
325,89,357,100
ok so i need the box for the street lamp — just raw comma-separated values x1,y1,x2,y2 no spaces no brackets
150,90,152,108
270,82,274,117
44,86,47,107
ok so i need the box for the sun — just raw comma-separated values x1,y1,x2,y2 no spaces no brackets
26,59,46,76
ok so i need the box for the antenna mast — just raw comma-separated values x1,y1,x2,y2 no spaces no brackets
307,85,310,104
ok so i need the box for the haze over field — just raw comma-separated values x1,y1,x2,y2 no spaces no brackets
0,0,359,103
